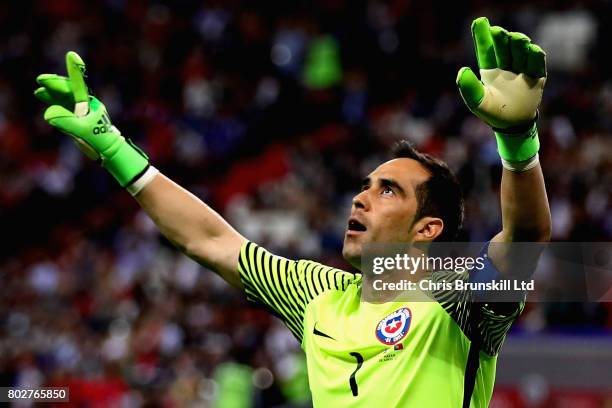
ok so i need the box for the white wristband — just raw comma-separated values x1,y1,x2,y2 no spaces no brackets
501,154,539,173
126,166,159,196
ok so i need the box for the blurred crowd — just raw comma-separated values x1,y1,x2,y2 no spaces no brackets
1,0,612,406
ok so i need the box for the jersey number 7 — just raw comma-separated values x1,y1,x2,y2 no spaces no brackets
349,352,364,397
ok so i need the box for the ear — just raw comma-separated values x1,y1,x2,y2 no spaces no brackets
411,216,444,242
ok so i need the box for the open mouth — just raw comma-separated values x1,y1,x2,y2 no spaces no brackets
348,219,367,232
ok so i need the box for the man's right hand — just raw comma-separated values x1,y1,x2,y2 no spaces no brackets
35,52,150,189
35,51,245,287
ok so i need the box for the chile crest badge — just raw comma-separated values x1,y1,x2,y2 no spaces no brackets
375,307,412,345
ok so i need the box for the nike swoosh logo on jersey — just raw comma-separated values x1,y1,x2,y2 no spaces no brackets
313,322,336,340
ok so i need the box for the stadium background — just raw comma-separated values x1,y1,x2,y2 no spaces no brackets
1,0,611,406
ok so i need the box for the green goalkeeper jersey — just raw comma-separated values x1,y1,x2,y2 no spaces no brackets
238,242,522,407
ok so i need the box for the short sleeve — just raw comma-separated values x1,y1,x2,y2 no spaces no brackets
434,242,525,356
238,241,357,342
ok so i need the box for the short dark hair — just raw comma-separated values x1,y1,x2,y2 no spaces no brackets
391,140,464,242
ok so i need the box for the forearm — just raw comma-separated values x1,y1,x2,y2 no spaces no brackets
494,162,551,242
134,171,245,287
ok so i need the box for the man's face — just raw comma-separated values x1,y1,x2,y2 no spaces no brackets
342,158,431,270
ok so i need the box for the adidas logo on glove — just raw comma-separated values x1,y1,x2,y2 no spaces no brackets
93,114,112,134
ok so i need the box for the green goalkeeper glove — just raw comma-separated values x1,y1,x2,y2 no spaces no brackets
35,51,151,190
457,17,546,169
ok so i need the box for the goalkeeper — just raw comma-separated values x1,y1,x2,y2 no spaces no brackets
35,18,550,407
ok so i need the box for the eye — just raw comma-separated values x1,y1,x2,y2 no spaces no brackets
361,184,369,192
381,185,394,196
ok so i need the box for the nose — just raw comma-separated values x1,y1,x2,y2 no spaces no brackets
352,189,369,211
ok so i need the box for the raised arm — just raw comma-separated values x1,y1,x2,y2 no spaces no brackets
35,52,245,287
456,18,551,272
134,174,245,287
494,165,550,243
